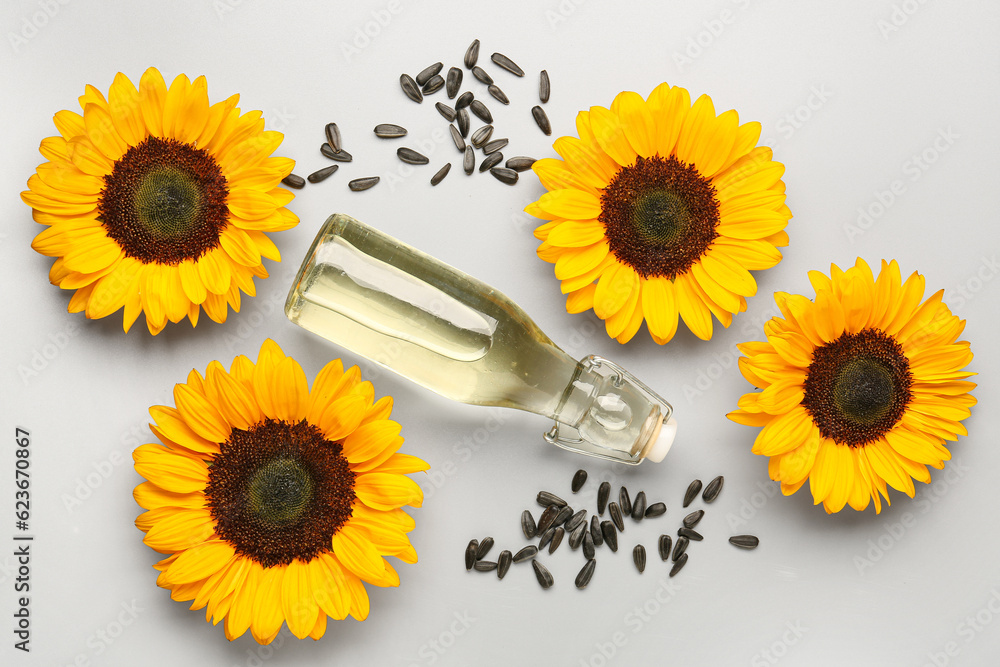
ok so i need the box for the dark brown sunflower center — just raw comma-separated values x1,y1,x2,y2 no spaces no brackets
205,419,355,567
98,136,229,265
599,155,720,279
801,328,913,447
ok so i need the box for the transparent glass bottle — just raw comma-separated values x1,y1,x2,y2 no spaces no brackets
285,214,676,465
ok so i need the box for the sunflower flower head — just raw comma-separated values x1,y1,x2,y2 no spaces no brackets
133,340,427,643
526,83,791,344
728,258,976,514
23,68,298,335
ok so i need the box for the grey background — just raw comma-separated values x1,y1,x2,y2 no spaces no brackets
1,0,998,665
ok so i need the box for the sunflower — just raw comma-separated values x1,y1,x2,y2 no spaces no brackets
133,340,427,643
525,83,791,344
22,67,298,335
728,258,976,513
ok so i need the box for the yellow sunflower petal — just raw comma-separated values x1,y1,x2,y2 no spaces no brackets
593,261,637,319
589,105,637,167
250,565,286,642
281,558,319,639
646,82,689,157
354,472,423,511
141,507,214,552
674,273,713,340
330,524,386,581
162,540,235,585
133,444,209,493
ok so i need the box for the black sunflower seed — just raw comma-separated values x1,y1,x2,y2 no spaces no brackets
513,545,538,563
476,536,494,560
463,145,474,174
608,502,625,532
464,39,480,69
658,534,672,561
435,102,457,122
450,125,466,152
531,105,551,135
683,479,702,508
506,156,536,172
491,52,524,77
465,539,479,570
306,165,338,184
597,482,611,515
537,491,567,508
631,492,647,521
619,488,632,516
569,522,586,549
474,560,497,572
678,527,703,542
564,509,587,534
490,167,517,185
571,469,588,493
470,99,492,123
421,75,444,96
683,510,705,529
470,124,494,148
672,536,689,561
348,176,379,192
446,67,463,98
583,530,596,559
415,62,443,86
552,506,573,527
324,122,342,153
497,550,512,579
521,509,537,539
532,559,553,589
456,91,474,109
321,145,353,162
601,520,618,552
281,174,305,189
575,559,596,589
488,84,509,105
590,515,604,547
548,527,564,554
483,138,508,155
472,66,493,85
457,107,470,137
633,545,646,573
397,147,429,165
430,163,451,186
669,552,688,577
644,502,667,519
536,505,559,535
703,476,724,503
539,69,550,103
729,535,760,550
399,73,422,103
537,527,555,550
374,123,408,138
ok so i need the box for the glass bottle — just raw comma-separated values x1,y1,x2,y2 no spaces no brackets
285,214,676,465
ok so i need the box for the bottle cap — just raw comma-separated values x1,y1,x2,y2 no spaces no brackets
640,415,677,463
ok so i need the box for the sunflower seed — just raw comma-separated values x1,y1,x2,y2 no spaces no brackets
483,138,508,155
457,107,470,137
658,534,672,561
601,520,618,552
415,62,443,86
583,530,596,559
575,559,596,589
465,539,479,570
497,550,512,579
531,105,551,135
539,69,550,103
430,163,451,186
448,125,466,153
590,515,604,547
490,167,517,185
456,91,474,109
348,176,379,192
488,84,509,105
506,156,536,172
423,75,445,95
683,510,704,529
672,536,689,561
619,487,632,516
729,534,760,550
470,124,494,148
470,99,492,123
324,123,342,153
683,479,702,508
321,144,353,162
608,502,625,532
564,509,587,534
645,502,667,518
521,509,537,539
532,559,554,589
571,469,588,493
463,145,475,174
446,67,463,99
374,123,408,138
399,73,422,103
472,66,493,85
397,147,429,165
569,522,586,549
553,505,573,527
631,491,647,521
536,505,559,535
513,545,538,563
537,491,567,508
633,545,646,573
435,102,457,122
474,560,497,572
476,536,494,560
537,527,556,550
678,527,703,541
480,153,504,173
597,482,611,515
306,165,338,184
548,527,564,554
464,39,480,68
281,173,305,189
703,476,724,503
669,552,688,577
491,52,524,77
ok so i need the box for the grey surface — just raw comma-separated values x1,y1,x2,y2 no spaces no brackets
1,1,998,665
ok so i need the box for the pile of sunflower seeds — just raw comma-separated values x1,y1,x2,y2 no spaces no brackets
281,39,550,192
465,469,759,591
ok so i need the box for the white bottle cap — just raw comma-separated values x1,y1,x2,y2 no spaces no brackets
641,415,677,463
